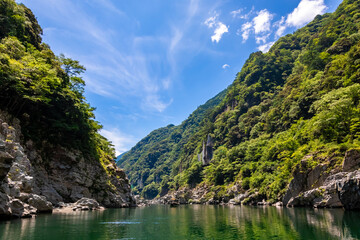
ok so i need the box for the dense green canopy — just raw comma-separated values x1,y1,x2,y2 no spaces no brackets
0,0,115,166
120,0,360,200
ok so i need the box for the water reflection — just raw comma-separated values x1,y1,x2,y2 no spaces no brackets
0,205,359,239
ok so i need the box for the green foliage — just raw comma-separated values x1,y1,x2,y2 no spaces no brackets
119,91,226,197
142,182,159,199
121,0,360,200
0,0,115,168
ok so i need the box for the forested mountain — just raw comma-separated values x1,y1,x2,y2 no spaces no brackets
119,90,226,198
0,0,134,219
120,0,360,202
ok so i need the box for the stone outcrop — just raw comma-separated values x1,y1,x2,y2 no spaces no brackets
28,194,53,213
72,198,101,211
0,111,135,220
337,170,360,210
283,150,360,209
198,135,213,166
342,149,360,172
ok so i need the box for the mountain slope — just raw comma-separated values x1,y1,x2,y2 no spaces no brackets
119,90,226,198
0,0,135,219
121,0,360,204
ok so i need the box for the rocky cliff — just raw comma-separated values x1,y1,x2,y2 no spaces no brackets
145,149,360,210
283,150,360,209
0,111,135,220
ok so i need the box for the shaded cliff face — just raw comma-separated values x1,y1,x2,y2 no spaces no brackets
0,111,135,219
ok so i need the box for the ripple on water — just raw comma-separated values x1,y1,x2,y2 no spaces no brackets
101,221,141,225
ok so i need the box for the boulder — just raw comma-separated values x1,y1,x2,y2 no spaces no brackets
28,194,53,213
229,193,249,205
342,149,360,172
73,198,100,211
287,189,322,207
0,193,11,218
9,199,32,218
282,159,309,205
337,171,360,210
242,192,265,206
0,151,13,181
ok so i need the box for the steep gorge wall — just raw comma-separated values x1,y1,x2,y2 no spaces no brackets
0,111,135,219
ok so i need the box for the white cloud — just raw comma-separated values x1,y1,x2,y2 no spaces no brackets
240,6,255,20
274,16,286,38
211,23,229,43
240,22,252,42
205,13,228,43
222,64,230,69
258,41,275,53
286,0,327,27
256,34,270,44
142,95,173,112
204,14,219,28
230,8,243,18
92,0,124,16
253,9,274,34
100,128,137,156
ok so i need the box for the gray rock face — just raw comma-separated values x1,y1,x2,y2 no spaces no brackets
0,151,13,181
283,153,344,207
342,149,360,172
198,134,213,166
0,111,135,220
0,193,11,217
28,194,53,213
229,193,250,205
285,162,360,209
337,171,360,210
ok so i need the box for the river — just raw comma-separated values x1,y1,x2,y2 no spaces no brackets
0,205,359,239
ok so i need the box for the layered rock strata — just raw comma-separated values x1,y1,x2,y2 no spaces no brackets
0,111,135,220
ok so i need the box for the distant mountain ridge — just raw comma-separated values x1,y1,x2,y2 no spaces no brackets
119,90,226,198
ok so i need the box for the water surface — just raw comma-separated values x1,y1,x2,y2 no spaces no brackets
1,205,359,239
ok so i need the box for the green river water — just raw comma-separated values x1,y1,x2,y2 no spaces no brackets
0,205,359,240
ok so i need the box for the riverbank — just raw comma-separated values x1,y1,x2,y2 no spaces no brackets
137,151,360,210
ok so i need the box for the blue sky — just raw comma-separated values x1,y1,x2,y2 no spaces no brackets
19,0,342,155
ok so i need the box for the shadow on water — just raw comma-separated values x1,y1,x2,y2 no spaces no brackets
0,205,360,239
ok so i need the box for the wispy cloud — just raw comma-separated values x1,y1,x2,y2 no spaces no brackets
100,128,137,156
92,0,125,16
256,34,270,44
240,22,252,42
274,16,286,38
239,6,255,20
230,8,243,18
32,0,207,114
143,95,173,112
205,13,229,43
258,41,275,53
